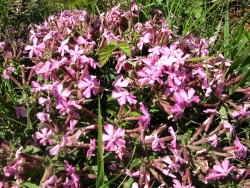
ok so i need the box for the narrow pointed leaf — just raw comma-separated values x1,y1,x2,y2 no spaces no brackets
23,182,40,188
231,67,250,93
96,95,104,187
224,1,229,58
226,48,250,77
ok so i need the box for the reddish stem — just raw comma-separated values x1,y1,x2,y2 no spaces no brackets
118,104,125,117
61,66,75,80
188,123,206,144
26,69,34,85
79,63,90,81
62,113,73,131
6,72,21,87
80,106,98,119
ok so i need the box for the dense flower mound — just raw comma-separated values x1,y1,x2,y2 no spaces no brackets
1,2,250,188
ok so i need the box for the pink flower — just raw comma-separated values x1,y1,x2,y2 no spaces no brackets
116,147,131,160
231,103,250,120
102,124,125,151
177,88,200,107
222,120,234,137
112,74,129,88
35,126,55,146
138,31,152,50
205,159,235,181
3,148,24,180
137,65,163,86
80,55,99,69
30,81,43,93
52,82,71,100
49,134,70,155
145,133,166,151
42,175,57,188
36,112,50,123
206,134,218,147
232,168,245,180
234,137,247,159
87,139,96,158
3,159,24,180
50,57,67,71
62,177,78,188
38,97,52,112
24,37,45,58
78,74,100,98
67,119,77,133
125,169,140,178
49,145,60,156
64,160,80,187
58,38,70,56
70,44,84,63
3,67,15,79
163,156,180,172
171,102,185,122
115,54,127,73
173,179,195,188
15,107,26,119
36,61,56,80
112,88,137,105
139,103,151,130
168,126,177,149
56,99,81,115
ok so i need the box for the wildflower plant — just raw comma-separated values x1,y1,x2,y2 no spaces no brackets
0,1,250,188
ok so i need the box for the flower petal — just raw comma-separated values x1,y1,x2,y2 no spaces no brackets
103,124,114,136
113,127,125,137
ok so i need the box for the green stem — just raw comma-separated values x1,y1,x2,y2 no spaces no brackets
99,143,137,188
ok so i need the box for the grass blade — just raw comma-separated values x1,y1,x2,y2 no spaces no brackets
226,48,250,77
96,95,104,187
231,67,250,94
0,113,27,126
224,0,229,58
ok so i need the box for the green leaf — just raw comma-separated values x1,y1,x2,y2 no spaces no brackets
24,145,42,154
194,7,202,19
129,111,140,117
109,39,117,46
185,56,210,62
23,182,40,188
123,178,134,188
118,42,131,57
219,105,228,121
130,158,141,168
98,40,117,68
149,108,159,113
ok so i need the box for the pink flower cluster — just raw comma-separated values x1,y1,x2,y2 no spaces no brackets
1,1,250,188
